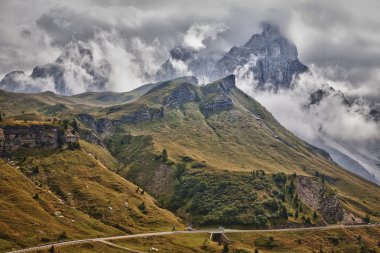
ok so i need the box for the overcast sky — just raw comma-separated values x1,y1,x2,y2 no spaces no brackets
1,0,380,99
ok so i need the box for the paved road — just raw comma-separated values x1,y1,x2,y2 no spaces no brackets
7,224,380,253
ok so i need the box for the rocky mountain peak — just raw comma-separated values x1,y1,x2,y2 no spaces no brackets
169,46,196,61
155,22,308,90
56,41,93,64
0,41,111,95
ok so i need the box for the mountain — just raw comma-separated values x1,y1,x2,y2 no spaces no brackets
156,23,380,185
155,23,309,89
155,46,222,83
211,23,308,88
0,74,380,251
0,42,111,95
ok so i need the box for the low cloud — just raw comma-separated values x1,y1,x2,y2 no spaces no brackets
183,23,228,50
237,66,380,143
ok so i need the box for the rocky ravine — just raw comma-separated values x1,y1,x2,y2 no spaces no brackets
296,176,362,224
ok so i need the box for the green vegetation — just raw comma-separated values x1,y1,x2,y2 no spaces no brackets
166,169,310,227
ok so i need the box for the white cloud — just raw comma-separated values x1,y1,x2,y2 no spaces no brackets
183,23,228,50
88,31,147,92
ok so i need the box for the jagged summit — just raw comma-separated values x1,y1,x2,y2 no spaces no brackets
0,41,111,95
155,23,308,89
212,23,308,88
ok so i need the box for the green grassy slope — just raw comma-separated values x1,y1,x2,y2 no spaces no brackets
92,76,380,223
0,159,119,252
0,141,182,252
0,77,380,229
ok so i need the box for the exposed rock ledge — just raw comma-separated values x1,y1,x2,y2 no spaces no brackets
296,175,344,224
0,123,78,153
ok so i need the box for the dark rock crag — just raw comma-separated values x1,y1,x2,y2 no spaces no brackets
0,124,78,154
212,23,308,89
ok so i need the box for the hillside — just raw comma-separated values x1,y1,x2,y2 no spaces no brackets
0,138,181,252
74,75,380,226
0,75,380,251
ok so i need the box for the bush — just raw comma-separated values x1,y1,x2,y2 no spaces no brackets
138,202,148,214
162,149,168,162
174,163,186,179
263,199,279,212
328,236,339,245
181,156,193,163
191,162,207,168
222,244,229,253
273,173,287,187
58,231,68,241
363,214,370,223
254,235,278,249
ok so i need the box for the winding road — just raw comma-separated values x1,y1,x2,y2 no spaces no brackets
6,224,379,253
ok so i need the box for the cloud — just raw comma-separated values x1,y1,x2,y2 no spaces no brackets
88,31,148,92
237,66,380,143
1,0,380,99
183,23,228,50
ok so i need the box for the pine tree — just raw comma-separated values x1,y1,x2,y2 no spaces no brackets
162,148,168,162
71,119,79,133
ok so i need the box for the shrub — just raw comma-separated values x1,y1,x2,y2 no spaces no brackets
58,231,68,241
254,235,278,249
181,156,193,163
222,244,229,253
138,202,147,214
263,199,279,212
191,162,207,168
32,166,40,174
273,173,287,187
363,214,370,223
328,236,339,245
162,148,168,162
174,163,186,179
279,205,288,219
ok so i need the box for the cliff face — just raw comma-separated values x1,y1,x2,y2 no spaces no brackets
0,124,79,153
296,175,344,224
212,23,308,89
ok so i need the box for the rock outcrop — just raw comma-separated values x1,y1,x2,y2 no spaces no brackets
77,106,165,136
79,128,104,146
164,85,197,107
200,75,236,114
201,95,233,113
296,175,344,223
0,124,79,153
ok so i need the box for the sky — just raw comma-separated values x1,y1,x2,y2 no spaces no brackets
1,0,380,100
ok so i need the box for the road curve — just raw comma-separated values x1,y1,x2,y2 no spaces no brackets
6,224,379,253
